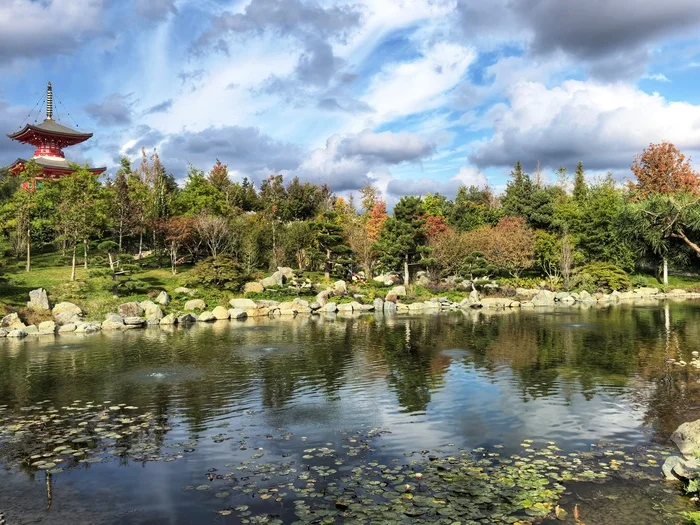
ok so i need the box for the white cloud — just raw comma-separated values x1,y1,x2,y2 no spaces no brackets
361,42,476,125
0,0,107,64
469,79,700,172
645,73,671,82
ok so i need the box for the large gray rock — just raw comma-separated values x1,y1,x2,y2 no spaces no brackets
578,290,596,303
671,419,700,459
27,288,50,311
118,302,144,317
123,316,146,326
261,271,285,289
38,320,56,334
174,287,196,296
184,299,206,311
24,325,39,335
332,280,347,297
244,282,264,294
635,287,660,296
277,267,294,280
388,286,406,298
159,314,177,325
324,302,338,313
139,300,163,320
52,302,82,317
0,328,7,337
672,457,700,480
228,308,248,320
177,313,198,324
102,317,126,331
229,298,258,309
373,298,384,311
316,290,331,307
1,313,25,329
58,324,77,333
155,291,170,306
7,329,27,338
75,323,100,334
310,302,321,311
531,290,556,307
54,312,82,326
383,300,397,313
198,311,216,322
212,306,230,320
662,456,686,481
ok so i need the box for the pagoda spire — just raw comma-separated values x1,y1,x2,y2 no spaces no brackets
46,82,53,120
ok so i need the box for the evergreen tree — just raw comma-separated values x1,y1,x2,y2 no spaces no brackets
311,209,352,279
376,196,429,285
573,161,587,202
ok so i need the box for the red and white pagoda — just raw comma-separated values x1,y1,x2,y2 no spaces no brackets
6,82,105,179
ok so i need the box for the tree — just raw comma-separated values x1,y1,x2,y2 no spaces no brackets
365,200,388,241
359,183,379,215
55,167,104,280
534,230,561,285
422,193,453,218
346,218,378,277
631,142,700,197
15,160,43,271
163,216,198,275
259,174,286,267
208,159,232,203
110,157,137,256
311,209,351,279
479,217,535,278
194,214,230,258
449,185,502,232
573,161,587,202
376,196,429,285
174,164,225,216
284,221,314,270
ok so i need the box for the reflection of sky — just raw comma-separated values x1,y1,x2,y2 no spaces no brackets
0,305,694,523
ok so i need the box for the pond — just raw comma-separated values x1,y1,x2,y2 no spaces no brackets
1,303,700,524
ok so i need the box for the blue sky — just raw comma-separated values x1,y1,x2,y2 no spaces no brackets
2,0,700,201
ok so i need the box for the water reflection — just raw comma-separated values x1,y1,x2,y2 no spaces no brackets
2,303,700,521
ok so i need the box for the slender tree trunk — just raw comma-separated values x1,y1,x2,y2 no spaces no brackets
25,227,30,272
170,242,177,275
70,244,77,281
663,256,669,286
83,239,88,269
138,232,143,260
403,253,409,286
107,252,115,272
118,219,123,255
271,220,277,269
325,248,331,280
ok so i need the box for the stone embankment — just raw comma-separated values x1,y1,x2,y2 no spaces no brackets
1,283,698,339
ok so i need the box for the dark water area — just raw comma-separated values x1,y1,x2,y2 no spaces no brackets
2,303,700,523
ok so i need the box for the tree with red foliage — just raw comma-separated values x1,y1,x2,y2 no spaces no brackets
423,214,449,240
365,200,388,241
631,142,700,197
480,217,536,278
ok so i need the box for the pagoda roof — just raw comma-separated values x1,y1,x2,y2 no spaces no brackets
7,119,93,143
6,157,106,176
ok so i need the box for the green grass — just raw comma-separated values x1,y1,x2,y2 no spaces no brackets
629,273,700,291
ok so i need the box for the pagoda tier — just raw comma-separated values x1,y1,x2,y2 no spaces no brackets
4,82,105,179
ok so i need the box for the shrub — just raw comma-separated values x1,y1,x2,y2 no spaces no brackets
571,263,631,293
189,255,246,291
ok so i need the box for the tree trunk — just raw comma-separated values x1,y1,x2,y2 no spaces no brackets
25,227,30,272
403,253,409,286
170,241,177,276
271,220,277,268
138,232,143,260
671,231,700,257
118,219,123,264
83,239,88,269
107,252,115,272
70,244,77,281
324,249,331,280
663,256,669,286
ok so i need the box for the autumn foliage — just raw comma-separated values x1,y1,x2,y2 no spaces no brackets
365,200,388,241
631,141,700,197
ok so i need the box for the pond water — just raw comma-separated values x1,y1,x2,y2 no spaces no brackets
2,303,700,524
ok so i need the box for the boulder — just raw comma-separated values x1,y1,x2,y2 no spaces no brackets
228,308,247,319
324,302,338,313
27,288,50,310
261,270,285,289
384,274,403,286
669,289,688,296
58,324,77,333
229,298,258,309
388,286,406,298
52,302,82,317
75,323,100,334
662,456,686,481
159,314,177,325
198,311,216,322
0,328,7,337
24,325,39,335
174,287,197,296
415,274,431,287
554,292,571,301
578,290,597,304
184,299,206,311
383,301,397,314
146,316,161,326
531,290,556,307
212,306,230,320
244,282,265,294
671,419,700,459
407,302,426,310
155,291,170,306
480,298,513,309
123,316,146,326
139,300,163,320
310,302,321,311
332,280,347,297
316,290,331,307
118,302,144,317
177,313,198,324
54,311,82,326
337,303,354,312
1,313,25,330
673,458,700,480
38,320,57,334
246,307,270,317
635,287,660,296
7,329,27,338
373,298,384,311
277,267,294,280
